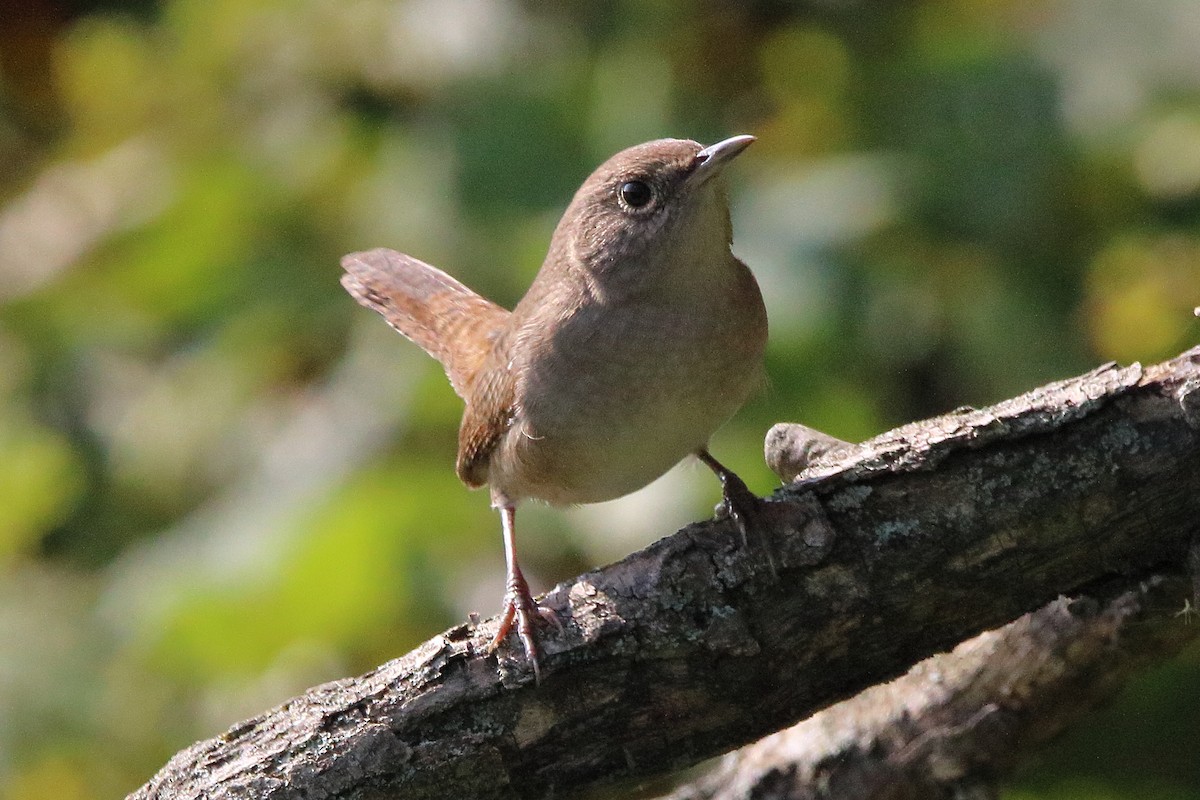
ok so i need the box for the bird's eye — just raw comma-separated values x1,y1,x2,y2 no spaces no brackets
619,180,653,209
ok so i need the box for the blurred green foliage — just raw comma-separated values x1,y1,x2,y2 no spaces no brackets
1,0,1198,797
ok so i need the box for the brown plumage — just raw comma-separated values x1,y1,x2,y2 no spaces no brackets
341,135,767,682
339,250,507,402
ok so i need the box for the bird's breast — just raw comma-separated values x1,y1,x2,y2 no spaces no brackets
489,267,766,505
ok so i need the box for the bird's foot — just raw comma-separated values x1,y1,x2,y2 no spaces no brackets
699,449,778,576
719,471,778,576
486,571,558,683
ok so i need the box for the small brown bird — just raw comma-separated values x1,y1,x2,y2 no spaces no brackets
341,135,767,681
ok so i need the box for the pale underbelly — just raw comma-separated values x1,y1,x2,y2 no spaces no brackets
492,343,761,505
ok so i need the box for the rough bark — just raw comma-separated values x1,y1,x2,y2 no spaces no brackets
129,347,1200,800
660,572,1197,800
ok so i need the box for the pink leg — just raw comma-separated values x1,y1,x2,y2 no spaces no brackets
486,504,543,682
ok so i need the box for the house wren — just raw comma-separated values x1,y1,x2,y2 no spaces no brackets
341,135,767,681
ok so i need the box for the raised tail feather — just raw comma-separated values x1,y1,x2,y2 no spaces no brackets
340,248,510,399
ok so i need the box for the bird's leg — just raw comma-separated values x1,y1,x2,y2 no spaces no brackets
695,448,758,545
486,504,543,683
696,448,777,574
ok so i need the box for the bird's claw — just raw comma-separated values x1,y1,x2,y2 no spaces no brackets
487,575,558,683
699,449,777,576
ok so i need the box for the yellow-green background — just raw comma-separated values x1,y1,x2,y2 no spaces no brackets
1,1,1198,797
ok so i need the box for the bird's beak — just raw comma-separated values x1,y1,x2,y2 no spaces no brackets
691,135,756,184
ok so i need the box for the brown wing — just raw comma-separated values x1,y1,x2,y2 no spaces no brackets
340,248,510,399
454,361,514,489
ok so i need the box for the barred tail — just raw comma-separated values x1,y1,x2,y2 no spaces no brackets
340,248,510,399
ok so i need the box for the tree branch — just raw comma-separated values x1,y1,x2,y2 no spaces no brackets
129,347,1200,800
660,571,1198,800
